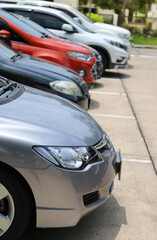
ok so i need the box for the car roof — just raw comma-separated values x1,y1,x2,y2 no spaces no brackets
20,1,72,9
0,3,66,15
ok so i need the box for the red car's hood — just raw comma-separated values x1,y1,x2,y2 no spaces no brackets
32,35,92,54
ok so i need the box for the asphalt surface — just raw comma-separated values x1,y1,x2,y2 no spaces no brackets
20,47,157,240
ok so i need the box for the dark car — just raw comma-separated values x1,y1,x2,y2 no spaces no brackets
0,40,90,109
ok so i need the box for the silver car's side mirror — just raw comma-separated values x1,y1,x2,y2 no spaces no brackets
62,24,74,32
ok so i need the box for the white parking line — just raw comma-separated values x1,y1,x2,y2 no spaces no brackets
89,91,126,96
140,55,157,58
91,113,135,119
122,158,151,163
102,78,121,81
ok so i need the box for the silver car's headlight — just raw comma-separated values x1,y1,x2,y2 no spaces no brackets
104,39,127,50
49,81,82,95
67,51,92,62
33,146,92,169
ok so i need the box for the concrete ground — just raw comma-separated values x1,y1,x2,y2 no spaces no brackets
21,48,157,240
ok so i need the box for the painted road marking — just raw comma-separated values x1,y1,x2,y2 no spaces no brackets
101,78,121,81
91,113,135,120
140,55,157,58
122,158,151,163
89,91,126,96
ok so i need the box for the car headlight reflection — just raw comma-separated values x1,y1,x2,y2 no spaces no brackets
33,146,92,169
104,39,127,50
67,51,92,62
119,33,131,40
49,81,82,95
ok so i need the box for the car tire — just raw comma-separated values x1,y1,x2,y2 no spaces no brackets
0,168,32,240
97,51,108,73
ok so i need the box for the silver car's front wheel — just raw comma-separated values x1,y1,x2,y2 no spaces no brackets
0,184,15,237
0,167,33,240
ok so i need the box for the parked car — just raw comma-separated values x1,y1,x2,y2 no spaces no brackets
12,13,103,80
0,9,97,85
18,0,132,43
0,39,90,109
0,75,121,240
2,4,130,72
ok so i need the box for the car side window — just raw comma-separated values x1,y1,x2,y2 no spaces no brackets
8,9,32,19
10,30,28,44
0,19,10,31
32,12,67,30
59,9,76,18
0,18,27,44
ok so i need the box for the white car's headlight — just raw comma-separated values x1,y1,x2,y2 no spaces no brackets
119,33,131,40
49,81,82,95
67,51,92,62
33,146,93,169
104,39,127,50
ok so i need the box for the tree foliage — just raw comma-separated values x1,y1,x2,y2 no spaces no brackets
79,0,156,13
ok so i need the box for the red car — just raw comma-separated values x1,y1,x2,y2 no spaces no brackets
0,9,96,84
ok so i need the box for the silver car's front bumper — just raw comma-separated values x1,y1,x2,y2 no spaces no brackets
17,151,121,228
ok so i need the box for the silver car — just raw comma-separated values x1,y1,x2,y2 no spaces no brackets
0,76,121,240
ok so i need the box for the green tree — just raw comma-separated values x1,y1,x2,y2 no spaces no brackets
79,0,156,14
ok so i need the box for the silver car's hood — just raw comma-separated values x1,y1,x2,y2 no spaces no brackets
0,86,103,146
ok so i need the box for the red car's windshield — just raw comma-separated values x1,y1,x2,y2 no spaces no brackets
0,9,42,37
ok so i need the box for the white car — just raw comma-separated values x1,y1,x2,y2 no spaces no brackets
19,0,132,43
2,4,130,72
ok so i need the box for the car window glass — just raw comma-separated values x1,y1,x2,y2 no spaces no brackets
16,14,56,36
7,9,32,19
32,12,67,30
73,8,93,23
0,10,42,37
0,41,16,59
10,29,28,44
0,18,10,31
58,9,76,18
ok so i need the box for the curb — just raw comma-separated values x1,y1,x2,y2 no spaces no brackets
133,44,157,49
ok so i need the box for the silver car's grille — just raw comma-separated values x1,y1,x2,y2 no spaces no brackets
95,135,111,152
83,191,99,206
83,135,112,167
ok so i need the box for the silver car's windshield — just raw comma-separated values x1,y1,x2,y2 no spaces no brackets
0,76,24,103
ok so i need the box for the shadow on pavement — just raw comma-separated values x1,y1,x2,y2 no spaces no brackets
102,71,131,79
89,99,100,110
92,82,104,89
21,195,127,240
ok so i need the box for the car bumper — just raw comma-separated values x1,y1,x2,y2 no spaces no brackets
111,54,130,69
76,94,91,110
21,150,121,228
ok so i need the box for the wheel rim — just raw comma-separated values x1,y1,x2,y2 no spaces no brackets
0,183,15,236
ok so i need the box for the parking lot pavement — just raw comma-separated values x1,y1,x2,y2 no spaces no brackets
21,48,157,240
120,48,157,172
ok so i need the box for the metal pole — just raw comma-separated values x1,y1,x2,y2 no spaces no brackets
89,0,92,18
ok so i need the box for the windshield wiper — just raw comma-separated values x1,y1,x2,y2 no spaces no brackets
10,52,23,62
0,82,17,96
41,32,51,39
